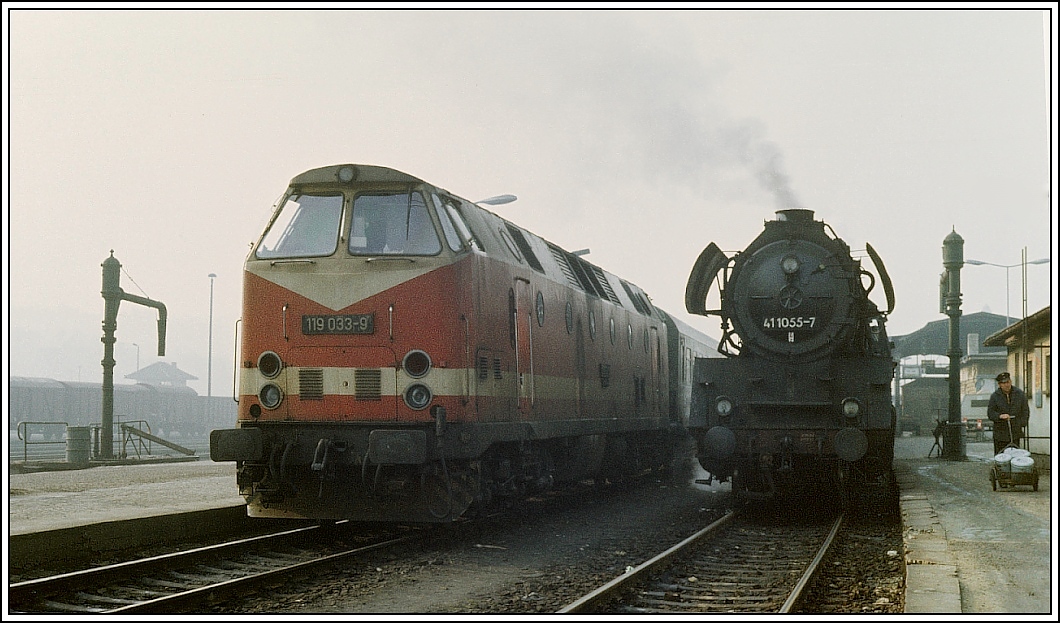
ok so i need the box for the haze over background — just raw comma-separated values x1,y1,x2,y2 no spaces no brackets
4,7,1055,398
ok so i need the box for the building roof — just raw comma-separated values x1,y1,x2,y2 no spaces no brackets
124,362,198,384
891,311,1010,358
982,306,1052,348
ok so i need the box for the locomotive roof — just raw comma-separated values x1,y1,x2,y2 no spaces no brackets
290,164,426,186
661,311,719,353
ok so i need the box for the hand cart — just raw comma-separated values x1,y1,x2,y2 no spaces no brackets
990,419,1039,491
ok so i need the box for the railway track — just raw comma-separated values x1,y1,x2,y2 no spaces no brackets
558,509,843,614
8,522,424,614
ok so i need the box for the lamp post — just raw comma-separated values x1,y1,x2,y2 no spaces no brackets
208,273,217,397
965,255,1049,326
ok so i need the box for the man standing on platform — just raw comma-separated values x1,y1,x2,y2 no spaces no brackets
987,371,1030,455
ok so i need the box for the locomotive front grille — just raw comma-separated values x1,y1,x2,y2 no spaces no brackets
355,369,382,401
299,368,324,400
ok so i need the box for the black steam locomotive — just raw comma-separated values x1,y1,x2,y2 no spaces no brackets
684,209,896,503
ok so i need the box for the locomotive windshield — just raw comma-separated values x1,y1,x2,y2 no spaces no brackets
256,193,344,259
349,190,441,256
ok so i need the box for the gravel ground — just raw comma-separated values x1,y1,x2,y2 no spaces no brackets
796,507,905,614
206,455,906,616
208,470,727,614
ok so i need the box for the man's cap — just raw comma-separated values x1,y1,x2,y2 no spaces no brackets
996,371,1011,382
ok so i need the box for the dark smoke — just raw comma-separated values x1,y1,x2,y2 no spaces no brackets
544,24,803,211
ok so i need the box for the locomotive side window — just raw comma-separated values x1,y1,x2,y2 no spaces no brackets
434,197,481,251
504,224,545,273
349,190,441,256
500,228,524,262
432,194,464,251
620,281,647,315
444,199,481,251
257,193,344,259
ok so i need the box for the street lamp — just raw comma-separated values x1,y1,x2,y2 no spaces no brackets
208,273,217,397
964,255,1049,326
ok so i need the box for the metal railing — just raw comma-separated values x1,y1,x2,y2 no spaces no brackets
15,421,69,462
12,420,212,466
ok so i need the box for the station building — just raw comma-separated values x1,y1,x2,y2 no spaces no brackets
982,306,1051,458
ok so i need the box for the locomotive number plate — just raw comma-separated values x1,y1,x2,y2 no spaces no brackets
762,316,816,330
302,314,375,335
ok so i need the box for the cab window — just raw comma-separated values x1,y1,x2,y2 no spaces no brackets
256,192,343,259
444,199,481,251
349,190,441,255
433,194,464,251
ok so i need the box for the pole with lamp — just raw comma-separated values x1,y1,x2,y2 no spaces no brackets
208,273,217,398
964,255,1049,326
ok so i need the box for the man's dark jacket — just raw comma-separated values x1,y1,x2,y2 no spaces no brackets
987,385,1030,440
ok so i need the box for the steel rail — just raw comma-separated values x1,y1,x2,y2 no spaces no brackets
110,533,421,614
559,511,844,614
779,514,844,613
9,523,324,606
9,522,422,614
557,510,738,613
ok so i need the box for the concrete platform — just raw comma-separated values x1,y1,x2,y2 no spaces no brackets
7,459,244,535
894,435,1053,615
5,459,251,575
4,436,1055,613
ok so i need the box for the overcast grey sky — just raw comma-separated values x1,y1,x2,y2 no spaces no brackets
4,7,1055,396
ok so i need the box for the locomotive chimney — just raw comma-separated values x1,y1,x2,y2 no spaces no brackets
775,208,814,223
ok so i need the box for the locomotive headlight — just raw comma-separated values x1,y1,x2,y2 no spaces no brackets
781,254,800,275
404,383,433,410
842,397,861,418
402,350,432,378
257,351,283,378
338,165,356,182
715,396,734,417
259,383,284,410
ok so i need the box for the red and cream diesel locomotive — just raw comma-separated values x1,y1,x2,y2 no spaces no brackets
212,164,715,522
